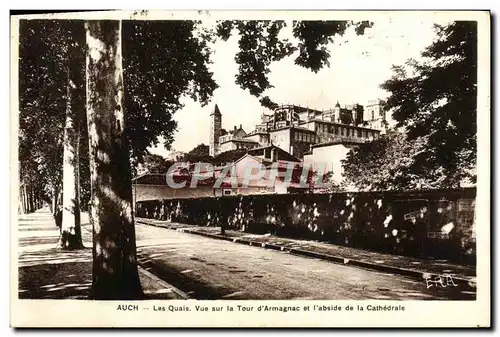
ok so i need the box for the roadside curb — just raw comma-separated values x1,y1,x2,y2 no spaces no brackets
138,267,190,300
136,220,476,291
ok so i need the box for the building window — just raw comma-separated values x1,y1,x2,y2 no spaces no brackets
315,125,319,132
224,190,231,195
346,128,350,137
295,132,299,140
357,129,362,137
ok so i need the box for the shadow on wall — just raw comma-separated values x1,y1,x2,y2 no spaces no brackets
136,188,477,265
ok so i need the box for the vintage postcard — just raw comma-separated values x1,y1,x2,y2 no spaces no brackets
10,9,490,328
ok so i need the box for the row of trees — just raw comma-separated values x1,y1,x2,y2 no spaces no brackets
19,18,374,299
137,144,249,174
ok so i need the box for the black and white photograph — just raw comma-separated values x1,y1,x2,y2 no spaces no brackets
9,9,490,328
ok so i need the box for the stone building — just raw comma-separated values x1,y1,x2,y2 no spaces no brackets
209,101,387,159
209,104,261,156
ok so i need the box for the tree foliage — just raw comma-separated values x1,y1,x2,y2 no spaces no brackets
183,143,212,163
19,20,87,208
341,131,451,191
122,20,218,165
137,153,174,174
215,20,373,109
186,143,210,157
380,21,477,186
213,149,249,165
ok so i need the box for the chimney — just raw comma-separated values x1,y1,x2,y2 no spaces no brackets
240,124,242,129
234,125,237,131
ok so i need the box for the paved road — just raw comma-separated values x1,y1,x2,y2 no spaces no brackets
134,223,467,300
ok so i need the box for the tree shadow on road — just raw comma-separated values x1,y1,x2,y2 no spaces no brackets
18,241,93,299
18,244,183,300
19,264,92,299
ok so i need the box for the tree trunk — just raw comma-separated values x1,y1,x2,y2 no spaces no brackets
27,184,33,213
23,184,29,213
30,186,35,211
25,184,30,213
51,185,57,216
85,20,144,300
58,63,84,250
19,183,26,214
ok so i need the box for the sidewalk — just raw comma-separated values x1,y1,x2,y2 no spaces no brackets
17,208,186,300
136,217,477,290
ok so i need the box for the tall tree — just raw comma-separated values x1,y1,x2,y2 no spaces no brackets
19,20,86,248
59,23,86,249
85,20,144,299
381,21,477,187
19,20,66,216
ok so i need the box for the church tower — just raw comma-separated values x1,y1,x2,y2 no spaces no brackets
333,101,341,123
209,104,222,156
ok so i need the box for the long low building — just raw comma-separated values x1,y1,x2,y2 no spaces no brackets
132,144,319,202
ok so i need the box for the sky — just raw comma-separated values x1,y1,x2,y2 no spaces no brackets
148,15,451,157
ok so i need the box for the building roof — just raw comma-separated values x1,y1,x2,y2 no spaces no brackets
310,140,365,149
220,138,259,145
274,104,323,115
290,126,317,133
232,153,301,169
211,104,221,116
245,130,269,136
304,119,382,132
247,144,301,162
267,124,323,133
